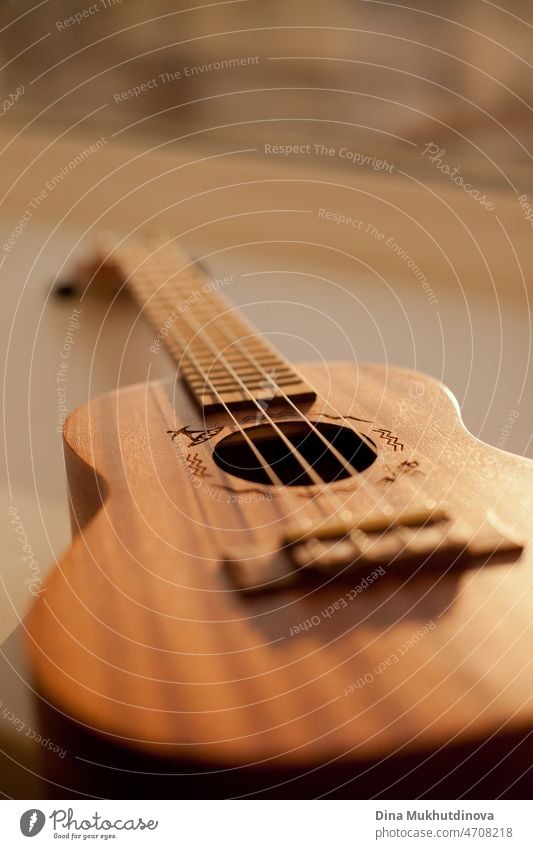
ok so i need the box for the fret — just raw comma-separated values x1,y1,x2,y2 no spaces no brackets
187,375,294,388
102,233,317,412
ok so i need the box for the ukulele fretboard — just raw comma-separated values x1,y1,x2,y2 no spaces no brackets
99,234,316,413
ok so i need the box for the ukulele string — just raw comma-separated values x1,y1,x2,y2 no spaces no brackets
176,257,429,519
151,277,329,493
205,308,415,517
130,247,346,527
202,307,375,481
149,248,388,514
108,238,437,591
123,257,334,543
123,240,424,537
146,251,386,529
151,302,339,535
129,280,286,489
199,308,441,551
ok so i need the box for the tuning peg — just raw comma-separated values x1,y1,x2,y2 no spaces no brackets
52,278,80,298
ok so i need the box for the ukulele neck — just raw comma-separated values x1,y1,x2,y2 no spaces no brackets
100,234,316,414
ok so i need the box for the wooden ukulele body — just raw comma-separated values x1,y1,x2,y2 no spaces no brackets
25,362,533,796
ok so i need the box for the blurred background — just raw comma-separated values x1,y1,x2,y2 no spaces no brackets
1,0,533,793
4,0,533,161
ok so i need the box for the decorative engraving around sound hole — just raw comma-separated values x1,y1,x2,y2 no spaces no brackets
212,421,377,487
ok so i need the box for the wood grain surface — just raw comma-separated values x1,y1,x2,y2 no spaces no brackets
24,361,533,789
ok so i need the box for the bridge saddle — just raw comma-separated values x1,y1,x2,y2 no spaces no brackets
225,508,523,595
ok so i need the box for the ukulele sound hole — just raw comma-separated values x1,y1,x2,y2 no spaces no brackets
213,421,376,486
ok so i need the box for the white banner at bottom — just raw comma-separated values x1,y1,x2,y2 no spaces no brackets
0,799,530,848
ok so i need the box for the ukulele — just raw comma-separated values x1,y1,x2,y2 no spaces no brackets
26,231,533,797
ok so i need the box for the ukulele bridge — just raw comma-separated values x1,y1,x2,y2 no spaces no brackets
225,508,523,594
